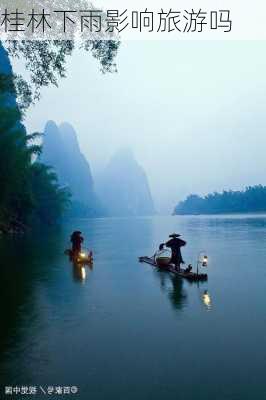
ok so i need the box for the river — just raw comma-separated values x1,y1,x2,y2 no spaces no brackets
1,215,266,399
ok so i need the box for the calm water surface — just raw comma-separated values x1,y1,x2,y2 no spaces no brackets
1,215,266,400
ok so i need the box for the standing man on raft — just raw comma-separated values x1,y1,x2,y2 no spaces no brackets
70,231,84,258
165,233,186,272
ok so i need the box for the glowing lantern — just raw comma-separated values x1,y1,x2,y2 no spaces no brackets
197,252,209,274
202,255,208,267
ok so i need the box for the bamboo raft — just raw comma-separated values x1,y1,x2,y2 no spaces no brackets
139,256,208,282
65,249,93,265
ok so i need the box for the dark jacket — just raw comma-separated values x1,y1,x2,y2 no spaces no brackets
166,238,186,265
71,233,84,252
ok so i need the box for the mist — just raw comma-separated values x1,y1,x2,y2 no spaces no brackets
21,40,266,214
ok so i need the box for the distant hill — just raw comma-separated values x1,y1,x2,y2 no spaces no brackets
174,185,266,215
40,121,104,217
96,148,155,217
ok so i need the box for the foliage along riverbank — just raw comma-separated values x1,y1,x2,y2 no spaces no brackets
0,73,70,234
0,38,119,234
0,45,70,234
174,185,266,215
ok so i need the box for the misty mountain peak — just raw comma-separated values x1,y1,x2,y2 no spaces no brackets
109,148,141,172
97,148,155,217
45,120,59,134
42,120,62,151
112,147,134,161
40,121,99,211
59,122,80,153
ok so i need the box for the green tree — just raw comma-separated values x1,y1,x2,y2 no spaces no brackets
0,8,119,231
174,186,266,215
0,10,119,231
30,163,71,225
2,39,119,108
0,78,71,231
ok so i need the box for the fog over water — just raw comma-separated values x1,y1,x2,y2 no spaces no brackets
21,41,266,213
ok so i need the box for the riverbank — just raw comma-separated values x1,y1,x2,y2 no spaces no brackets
174,211,266,217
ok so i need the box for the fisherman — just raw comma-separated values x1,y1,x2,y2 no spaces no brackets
70,231,84,257
165,233,186,272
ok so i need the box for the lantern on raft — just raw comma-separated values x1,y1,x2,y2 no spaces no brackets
197,252,208,275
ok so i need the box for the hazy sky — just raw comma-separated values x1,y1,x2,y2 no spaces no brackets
18,41,266,213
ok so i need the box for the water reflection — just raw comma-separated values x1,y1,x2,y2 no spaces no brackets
155,270,213,312
0,227,66,381
2,215,266,399
155,271,187,311
201,290,212,310
66,249,94,283
72,263,93,283
168,276,188,310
